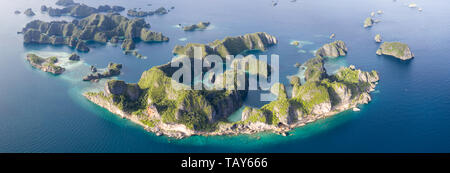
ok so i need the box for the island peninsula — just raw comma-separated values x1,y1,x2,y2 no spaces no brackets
84,33,380,138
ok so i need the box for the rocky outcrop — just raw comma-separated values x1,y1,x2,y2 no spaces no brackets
315,40,348,58
41,5,48,12
24,8,35,16
105,80,127,95
105,80,143,101
121,39,135,51
245,61,379,129
68,53,80,61
84,33,278,134
364,17,374,28
83,62,122,81
90,65,97,72
270,83,287,97
303,56,327,82
376,42,414,60
21,13,168,51
56,0,78,6
26,54,65,74
14,10,21,14
127,7,168,17
154,7,168,15
173,32,277,58
127,9,154,17
183,22,210,31
46,4,125,18
97,5,125,13
374,34,382,43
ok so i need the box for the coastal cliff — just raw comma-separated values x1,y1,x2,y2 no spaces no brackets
376,42,414,60
183,22,210,31
83,62,122,82
173,32,278,58
26,53,65,74
315,40,348,58
84,37,379,138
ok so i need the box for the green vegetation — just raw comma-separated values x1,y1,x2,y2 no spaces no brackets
378,42,408,57
290,76,301,86
364,17,373,27
242,107,268,124
304,56,326,82
173,32,277,58
47,56,58,64
26,54,45,64
135,64,241,131
26,53,65,74
183,22,210,31
334,67,360,84
140,119,160,128
292,81,330,114
172,43,214,58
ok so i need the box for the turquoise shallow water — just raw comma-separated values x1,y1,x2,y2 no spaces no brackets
0,0,450,152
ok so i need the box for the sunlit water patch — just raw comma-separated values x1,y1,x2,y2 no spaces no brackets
324,57,348,75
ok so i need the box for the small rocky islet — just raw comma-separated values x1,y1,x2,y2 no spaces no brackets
84,32,379,138
26,53,65,75
182,22,210,31
24,8,35,17
376,42,414,60
83,62,123,82
374,34,382,43
127,7,169,17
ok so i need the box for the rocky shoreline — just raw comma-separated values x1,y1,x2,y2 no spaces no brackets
83,77,377,139
26,53,65,74
81,35,379,139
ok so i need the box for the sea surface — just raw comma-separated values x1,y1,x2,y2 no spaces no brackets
0,0,450,152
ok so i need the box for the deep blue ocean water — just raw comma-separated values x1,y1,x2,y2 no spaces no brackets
0,0,449,152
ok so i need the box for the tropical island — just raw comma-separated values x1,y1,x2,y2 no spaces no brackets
127,7,169,17
376,42,414,60
315,40,347,58
21,13,169,52
26,53,65,74
182,22,211,31
42,0,126,18
83,32,380,138
83,63,123,82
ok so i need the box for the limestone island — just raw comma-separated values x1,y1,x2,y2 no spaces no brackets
48,0,125,18
364,17,374,28
183,22,211,31
56,0,78,6
374,34,382,43
24,8,35,17
84,33,379,138
21,13,169,52
68,53,80,61
83,62,122,82
26,53,65,74
127,7,169,17
315,40,347,58
172,32,277,58
376,42,414,60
